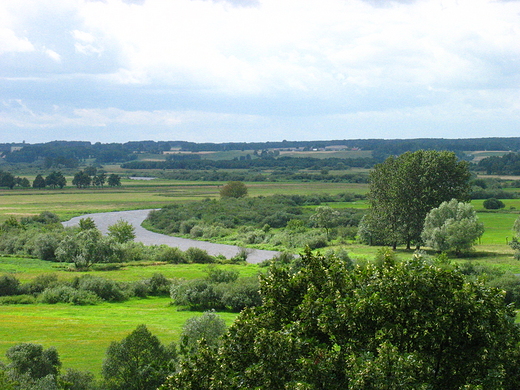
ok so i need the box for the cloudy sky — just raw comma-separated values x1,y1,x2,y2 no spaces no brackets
1,0,519,144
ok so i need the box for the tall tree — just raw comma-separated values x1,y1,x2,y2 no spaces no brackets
366,150,471,249
32,174,46,189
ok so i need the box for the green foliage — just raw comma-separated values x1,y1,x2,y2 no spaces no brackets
38,286,101,305
59,368,98,390
32,174,46,189
164,250,520,389
153,246,186,264
73,275,127,302
0,274,20,296
45,172,67,189
205,267,239,284
220,181,248,198
107,219,136,244
78,217,96,231
366,150,471,249
6,343,61,382
107,174,121,187
184,247,214,264
309,205,339,239
422,199,484,254
179,311,227,356
102,324,176,390
483,197,506,209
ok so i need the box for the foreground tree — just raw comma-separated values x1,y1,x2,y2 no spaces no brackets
365,150,471,249
162,250,520,389
102,324,176,390
422,199,484,254
219,181,247,198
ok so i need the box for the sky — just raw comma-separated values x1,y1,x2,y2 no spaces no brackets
1,0,520,144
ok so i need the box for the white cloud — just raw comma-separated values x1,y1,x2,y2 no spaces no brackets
1,0,520,142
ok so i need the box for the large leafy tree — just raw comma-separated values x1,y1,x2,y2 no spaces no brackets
366,150,471,249
162,250,520,389
219,181,247,198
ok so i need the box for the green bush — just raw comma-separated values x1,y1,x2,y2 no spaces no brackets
221,277,261,312
206,267,239,284
21,274,59,295
0,274,20,296
170,279,224,310
73,275,127,302
154,246,186,264
185,247,215,264
483,198,506,210
145,273,171,296
38,286,100,305
0,294,36,305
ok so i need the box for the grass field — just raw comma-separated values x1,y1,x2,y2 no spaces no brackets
0,258,259,375
0,297,238,375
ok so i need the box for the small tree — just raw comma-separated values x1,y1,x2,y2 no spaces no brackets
219,181,248,198
107,174,121,187
79,217,97,231
310,205,339,239
107,219,136,244
32,174,46,189
102,324,176,390
422,199,484,255
179,311,227,356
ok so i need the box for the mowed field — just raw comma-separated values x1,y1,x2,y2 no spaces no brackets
1,176,520,375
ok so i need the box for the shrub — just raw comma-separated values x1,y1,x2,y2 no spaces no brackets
74,275,127,302
145,273,171,296
0,294,36,305
31,233,61,261
206,267,239,284
221,277,261,312
483,198,505,210
185,247,214,264
22,274,59,295
220,181,248,198
170,279,224,310
154,246,186,264
38,286,100,305
0,274,20,296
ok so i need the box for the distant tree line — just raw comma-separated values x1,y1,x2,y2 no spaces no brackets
478,152,520,175
121,156,375,170
4,137,520,167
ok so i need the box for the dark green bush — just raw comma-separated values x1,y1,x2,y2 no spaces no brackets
145,273,171,296
170,279,224,310
483,198,506,209
185,247,215,264
154,246,186,264
74,275,127,302
221,277,261,312
21,273,59,295
38,286,100,305
0,274,20,296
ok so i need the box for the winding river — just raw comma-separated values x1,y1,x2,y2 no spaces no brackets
62,209,280,264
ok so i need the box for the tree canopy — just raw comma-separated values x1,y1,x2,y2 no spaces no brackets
365,150,471,249
162,249,520,390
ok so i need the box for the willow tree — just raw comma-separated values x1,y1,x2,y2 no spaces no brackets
366,150,471,249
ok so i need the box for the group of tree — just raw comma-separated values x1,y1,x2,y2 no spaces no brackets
32,171,67,189
478,152,520,175
359,150,475,251
0,171,30,189
161,249,520,389
72,168,121,189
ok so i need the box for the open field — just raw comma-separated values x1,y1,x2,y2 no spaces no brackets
0,180,368,222
0,297,238,376
0,257,258,375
